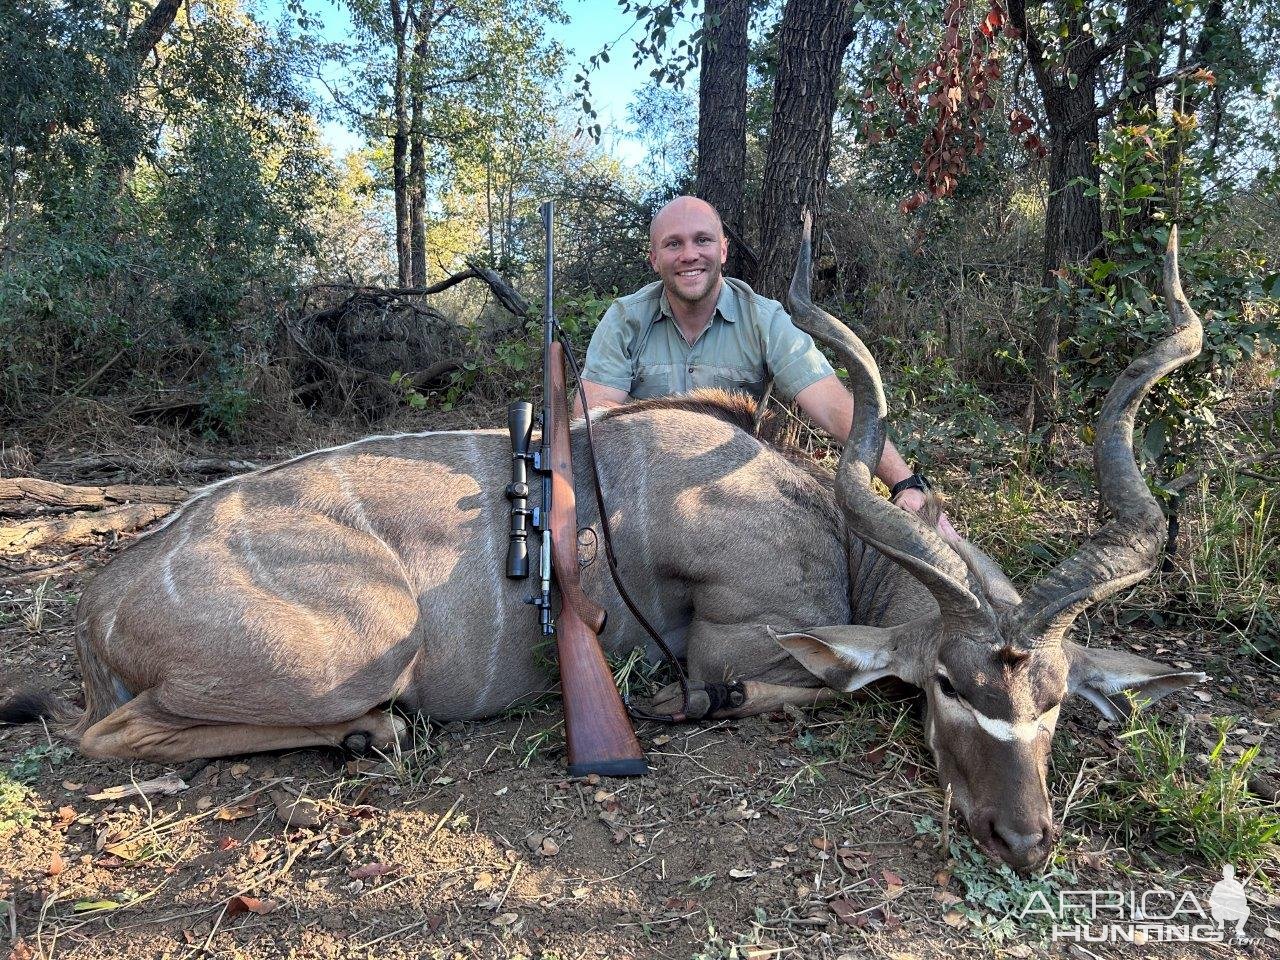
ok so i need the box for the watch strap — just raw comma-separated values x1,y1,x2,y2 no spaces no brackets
889,472,931,501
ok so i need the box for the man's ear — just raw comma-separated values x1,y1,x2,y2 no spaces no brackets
1065,640,1207,721
769,621,931,692
719,235,729,265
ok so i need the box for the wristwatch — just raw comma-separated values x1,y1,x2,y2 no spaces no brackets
889,472,931,501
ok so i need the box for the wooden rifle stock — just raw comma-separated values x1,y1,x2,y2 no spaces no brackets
546,341,648,777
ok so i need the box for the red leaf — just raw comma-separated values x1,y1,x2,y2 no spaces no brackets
47,853,66,877
898,192,928,215
830,897,860,925
882,868,904,887
225,895,277,917
1003,24,1022,39
217,837,239,851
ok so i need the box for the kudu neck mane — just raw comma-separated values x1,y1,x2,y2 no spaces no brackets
599,389,826,477
598,389,989,623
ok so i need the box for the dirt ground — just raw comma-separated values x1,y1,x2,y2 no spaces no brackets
2,420,1278,960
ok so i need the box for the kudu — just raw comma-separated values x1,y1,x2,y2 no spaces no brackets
3,226,1203,870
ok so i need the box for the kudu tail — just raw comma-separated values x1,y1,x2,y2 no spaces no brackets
2,615,116,741
0,687,79,728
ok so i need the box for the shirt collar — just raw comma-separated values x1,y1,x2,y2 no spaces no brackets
656,279,738,324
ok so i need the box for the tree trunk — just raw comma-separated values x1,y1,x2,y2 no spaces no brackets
755,0,854,301
390,0,412,286
1121,0,1167,119
408,125,427,285
1042,88,1102,281
125,0,182,67
407,0,434,286
695,0,750,280
1017,5,1104,428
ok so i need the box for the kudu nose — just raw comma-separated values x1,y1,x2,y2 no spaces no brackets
973,811,1052,868
991,818,1052,867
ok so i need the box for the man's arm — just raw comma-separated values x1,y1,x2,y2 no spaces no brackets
572,379,630,418
793,374,956,540
794,375,913,488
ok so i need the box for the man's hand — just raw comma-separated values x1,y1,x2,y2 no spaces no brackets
892,486,959,542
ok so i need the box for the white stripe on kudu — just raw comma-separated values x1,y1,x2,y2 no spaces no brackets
972,705,1060,743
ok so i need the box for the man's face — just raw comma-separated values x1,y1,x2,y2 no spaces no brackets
648,205,729,307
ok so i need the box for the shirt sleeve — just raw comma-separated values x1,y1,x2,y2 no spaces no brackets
580,300,635,392
763,303,836,401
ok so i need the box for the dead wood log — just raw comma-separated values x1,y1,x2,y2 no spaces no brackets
0,478,190,514
1,503,176,556
308,262,529,319
38,455,258,481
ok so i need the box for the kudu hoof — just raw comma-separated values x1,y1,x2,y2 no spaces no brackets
649,680,746,720
341,731,375,756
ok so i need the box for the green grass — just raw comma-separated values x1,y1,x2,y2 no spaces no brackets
1179,467,1279,654
0,774,37,836
1083,712,1279,868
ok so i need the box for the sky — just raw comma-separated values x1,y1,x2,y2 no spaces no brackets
261,0,679,168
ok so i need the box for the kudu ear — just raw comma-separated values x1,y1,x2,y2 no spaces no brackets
1064,641,1207,721
768,623,929,691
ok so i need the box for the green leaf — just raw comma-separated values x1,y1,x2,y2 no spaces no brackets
1126,184,1157,200
74,900,122,912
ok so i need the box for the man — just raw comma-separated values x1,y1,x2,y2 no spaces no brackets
576,195,945,525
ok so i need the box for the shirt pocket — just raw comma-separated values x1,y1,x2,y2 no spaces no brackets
632,363,675,399
701,364,766,400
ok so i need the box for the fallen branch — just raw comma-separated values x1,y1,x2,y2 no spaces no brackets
1,502,176,556
0,477,189,514
311,261,530,319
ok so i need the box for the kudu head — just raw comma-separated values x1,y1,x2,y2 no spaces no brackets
773,215,1206,869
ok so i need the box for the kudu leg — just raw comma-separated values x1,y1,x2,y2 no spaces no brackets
79,690,407,763
712,681,839,719
650,679,837,720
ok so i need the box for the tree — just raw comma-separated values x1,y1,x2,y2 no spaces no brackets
587,0,860,296
1005,0,1204,423
695,0,751,279
343,0,563,286
755,0,856,300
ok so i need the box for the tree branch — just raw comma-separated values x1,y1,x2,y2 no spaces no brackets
1007,0,1053,93
1083,0,1166,72
1073,63,1200,138
126,0,182,67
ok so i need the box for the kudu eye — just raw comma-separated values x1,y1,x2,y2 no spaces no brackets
936,674,959,699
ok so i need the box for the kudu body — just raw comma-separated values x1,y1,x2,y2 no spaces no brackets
6,228,1205,870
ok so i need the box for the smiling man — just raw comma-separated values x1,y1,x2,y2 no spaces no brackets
576,195,943,523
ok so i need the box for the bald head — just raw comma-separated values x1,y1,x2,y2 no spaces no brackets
647,196,729,307
649,196,724,246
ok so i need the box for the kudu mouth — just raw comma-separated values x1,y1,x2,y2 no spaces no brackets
784,215,1204,868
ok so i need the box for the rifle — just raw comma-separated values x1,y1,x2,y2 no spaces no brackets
505,202,647,778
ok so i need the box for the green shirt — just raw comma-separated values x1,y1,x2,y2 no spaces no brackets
581,277,835,403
